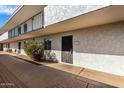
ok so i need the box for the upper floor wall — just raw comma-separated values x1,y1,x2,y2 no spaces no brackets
0,32,8,42
0,5,108,41
44,5,107,26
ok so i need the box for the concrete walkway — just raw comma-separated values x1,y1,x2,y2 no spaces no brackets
0,52,115,88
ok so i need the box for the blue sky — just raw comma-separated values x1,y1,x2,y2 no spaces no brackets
0,5,18,28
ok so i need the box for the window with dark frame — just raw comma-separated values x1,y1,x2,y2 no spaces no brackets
10,30,14,38
12,30,14,37
8,30,11,38
8,43,10,48
18,27,21,35
24,24,27,33
11,30,13,38
13,30,15,37
44,40,51,50
10,30,12,38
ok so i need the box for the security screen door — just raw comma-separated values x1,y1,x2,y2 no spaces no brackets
62,35,73,64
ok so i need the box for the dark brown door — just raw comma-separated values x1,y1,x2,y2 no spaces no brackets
18,42,21,53
0,43,3,51
62,35,73,64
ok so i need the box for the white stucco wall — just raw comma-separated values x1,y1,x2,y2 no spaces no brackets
3,44,7,51
37,21,124,76
10,42,18,49
44,5,108,26
0,32,8,41
72,22,124,74
20,41,27,55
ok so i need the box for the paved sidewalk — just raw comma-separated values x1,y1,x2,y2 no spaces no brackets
0,52,115,88
0,62,27,88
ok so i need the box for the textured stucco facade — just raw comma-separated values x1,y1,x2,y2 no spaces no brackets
0,32,8,41
4,21,124,75
44,5,107,26
37,21,124,75
39,21,124,76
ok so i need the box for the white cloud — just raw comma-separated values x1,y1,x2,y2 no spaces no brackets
0,5,18,15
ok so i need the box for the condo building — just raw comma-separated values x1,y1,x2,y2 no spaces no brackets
0,5,124,76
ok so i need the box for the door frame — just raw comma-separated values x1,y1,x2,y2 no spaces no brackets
61,35,73,64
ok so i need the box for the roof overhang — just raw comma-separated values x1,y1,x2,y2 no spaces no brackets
0,5,46,35
2,5,124,43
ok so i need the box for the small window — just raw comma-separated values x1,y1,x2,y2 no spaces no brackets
18,27,21,35
24,24,27,33
44,40,51,50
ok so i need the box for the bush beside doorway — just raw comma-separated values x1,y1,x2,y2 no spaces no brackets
23,41,44,61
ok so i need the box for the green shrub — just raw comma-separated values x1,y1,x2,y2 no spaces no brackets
23,41,44,61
